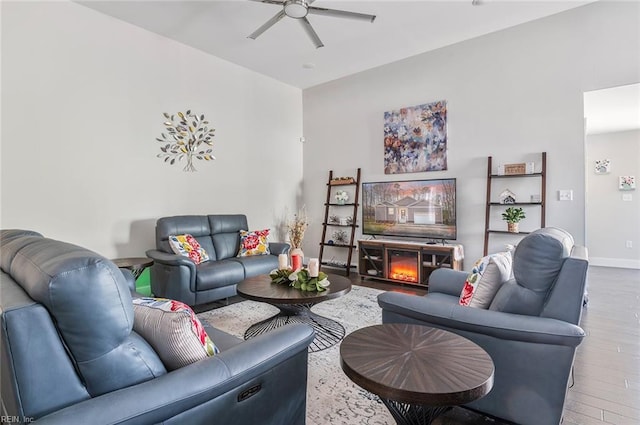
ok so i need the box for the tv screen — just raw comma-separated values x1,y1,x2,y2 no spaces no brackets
361,178,457,240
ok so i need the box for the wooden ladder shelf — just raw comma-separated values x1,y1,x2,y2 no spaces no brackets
318,168,361,276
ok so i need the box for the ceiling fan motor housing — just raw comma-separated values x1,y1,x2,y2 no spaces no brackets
284,0,308,19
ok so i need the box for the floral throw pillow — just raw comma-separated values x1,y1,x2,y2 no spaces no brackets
238,229,271,257
132,297,219,371
459,251,512,308
168,234,210,264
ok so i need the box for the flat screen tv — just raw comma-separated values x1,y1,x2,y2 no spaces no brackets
361,178,457,241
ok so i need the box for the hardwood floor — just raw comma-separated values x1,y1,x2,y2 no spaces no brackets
563,266,640,425
355,266,640,425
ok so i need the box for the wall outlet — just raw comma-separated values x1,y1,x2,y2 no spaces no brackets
622,193,632,201
558,190,573,201
626,240,633,248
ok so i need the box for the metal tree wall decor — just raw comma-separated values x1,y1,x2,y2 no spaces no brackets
155,110,216,172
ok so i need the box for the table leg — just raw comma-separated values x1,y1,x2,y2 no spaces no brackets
127,266,146,280
381,399,451,425
243,304,345,352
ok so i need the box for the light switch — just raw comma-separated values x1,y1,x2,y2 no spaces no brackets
623,194,633,201
558,190,573,201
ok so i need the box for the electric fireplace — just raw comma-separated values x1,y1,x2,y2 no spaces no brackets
388,250,419,283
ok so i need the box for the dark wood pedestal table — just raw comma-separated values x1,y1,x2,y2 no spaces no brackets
236,273,351,352
112,257,154,280
340,324,494,425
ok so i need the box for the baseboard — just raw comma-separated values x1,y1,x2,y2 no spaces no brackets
589,257,640,269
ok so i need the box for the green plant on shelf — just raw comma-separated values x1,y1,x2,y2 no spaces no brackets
502,207,526,223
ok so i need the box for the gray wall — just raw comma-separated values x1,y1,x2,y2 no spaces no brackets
1,1,303,257
586,130,640,268
301,1,640,267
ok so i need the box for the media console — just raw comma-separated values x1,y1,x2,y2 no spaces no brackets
358,239,464,287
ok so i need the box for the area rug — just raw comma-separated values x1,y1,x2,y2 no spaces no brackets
197,286,499,425
198,285,394,425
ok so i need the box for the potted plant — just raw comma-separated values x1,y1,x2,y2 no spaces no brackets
502,207,526,233
335,190,349,205
287,207,308,261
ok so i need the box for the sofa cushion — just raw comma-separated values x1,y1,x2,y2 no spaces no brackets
232,254,280,277
238,229,271,257
195,259,246,291
169,234,210,264
133,297,218,370
513,227,572,292
459,252,512,308
490,227,573,316
209,215,248,260
3,236,166,396
156,216,216,260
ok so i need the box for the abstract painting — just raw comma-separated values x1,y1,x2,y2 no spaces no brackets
384,100,447,174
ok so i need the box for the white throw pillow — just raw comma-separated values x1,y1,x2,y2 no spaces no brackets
459,252,512,308
133,297,219,370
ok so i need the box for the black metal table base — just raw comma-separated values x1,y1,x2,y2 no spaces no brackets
381,399,451,425
243,304,345,352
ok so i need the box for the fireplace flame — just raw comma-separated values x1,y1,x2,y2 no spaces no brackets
389,265,418,282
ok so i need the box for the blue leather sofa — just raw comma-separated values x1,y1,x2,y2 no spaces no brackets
146,215,289,306
1,230,314,424
378,227,589,425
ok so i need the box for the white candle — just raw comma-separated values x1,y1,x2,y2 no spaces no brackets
278,254,288,270
308,258,319,277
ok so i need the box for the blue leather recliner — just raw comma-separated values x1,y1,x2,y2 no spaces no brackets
1,230,314,424
378,227,589,425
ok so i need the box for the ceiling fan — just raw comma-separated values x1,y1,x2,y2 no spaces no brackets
248,0,376,49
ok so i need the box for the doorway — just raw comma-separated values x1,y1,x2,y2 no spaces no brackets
583,83,640,269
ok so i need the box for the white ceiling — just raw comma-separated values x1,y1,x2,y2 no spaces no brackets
584,83,640,135
77,0,595,89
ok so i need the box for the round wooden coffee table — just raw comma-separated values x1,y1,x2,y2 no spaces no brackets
236,273,351,352
340,324,494,425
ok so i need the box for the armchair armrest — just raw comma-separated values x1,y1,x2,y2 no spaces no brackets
428,268,468,296
268,242,290,256
34,324,315,425
378,292,584,347
146,249,196,271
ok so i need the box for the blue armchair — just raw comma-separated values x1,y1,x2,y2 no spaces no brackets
378,228,588,425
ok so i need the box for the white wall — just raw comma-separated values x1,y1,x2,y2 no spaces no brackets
586,130,640,268
1,1,303,257
302,1,640,267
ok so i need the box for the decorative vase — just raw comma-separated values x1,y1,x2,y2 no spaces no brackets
291,247,304,270
507,222,519,233
337,199,345,205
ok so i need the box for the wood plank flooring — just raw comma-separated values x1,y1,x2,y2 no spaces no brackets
356,266,640,424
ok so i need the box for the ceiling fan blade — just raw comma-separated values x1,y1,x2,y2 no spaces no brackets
248,10,286,40
300,17,324,49
308,7,376,23
248,0,285,5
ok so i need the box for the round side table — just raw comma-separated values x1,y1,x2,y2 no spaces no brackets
112,257,154,280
